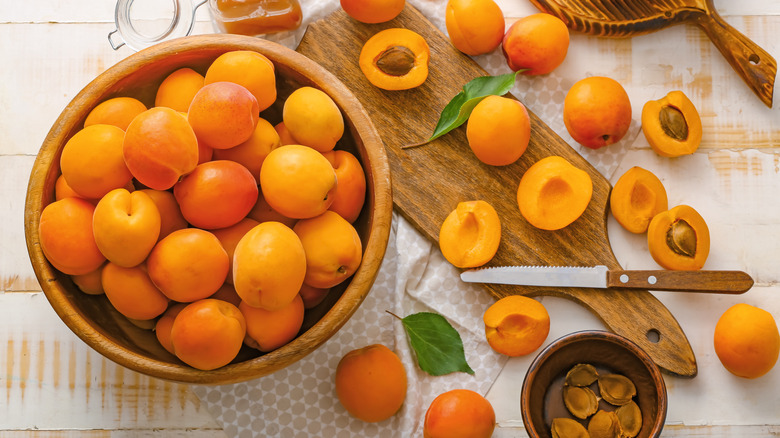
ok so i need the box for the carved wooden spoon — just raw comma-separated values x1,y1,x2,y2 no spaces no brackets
528,0,777,107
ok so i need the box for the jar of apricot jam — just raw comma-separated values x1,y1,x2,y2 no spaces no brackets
209,0,302,36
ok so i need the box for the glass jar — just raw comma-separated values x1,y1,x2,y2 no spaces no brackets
109,0,207,51
208,0,302,37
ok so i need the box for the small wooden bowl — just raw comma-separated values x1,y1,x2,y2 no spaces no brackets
521,330,667,437
23,35,393,384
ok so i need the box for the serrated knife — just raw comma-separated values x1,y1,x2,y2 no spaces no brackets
460,265,754,294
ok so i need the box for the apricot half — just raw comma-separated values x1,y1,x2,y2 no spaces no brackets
439,200,501,268
517,156,593,230
359,28,430,91
610,166,668,234
483,295,550,357
647,205,710,271
641,90,702,157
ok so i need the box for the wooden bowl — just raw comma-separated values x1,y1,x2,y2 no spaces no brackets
23,34,392,384
521,330,667,437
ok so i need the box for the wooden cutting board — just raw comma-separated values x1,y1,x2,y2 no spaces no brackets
297,5,697,377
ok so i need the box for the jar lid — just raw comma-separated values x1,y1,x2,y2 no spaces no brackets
108,0,207,51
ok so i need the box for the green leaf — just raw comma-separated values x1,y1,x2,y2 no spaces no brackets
399,312,475,376
427,71,520,142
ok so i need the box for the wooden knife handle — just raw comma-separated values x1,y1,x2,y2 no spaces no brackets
607,270,754,294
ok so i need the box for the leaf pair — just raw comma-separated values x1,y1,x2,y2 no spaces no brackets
391,311,474,376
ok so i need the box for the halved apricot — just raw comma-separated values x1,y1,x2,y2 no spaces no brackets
439,200,501,268
359,28,430,91
641,90,702,157
647,204,710,270
610,166,668,234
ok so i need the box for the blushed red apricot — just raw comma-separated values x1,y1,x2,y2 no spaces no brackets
188,81,260,150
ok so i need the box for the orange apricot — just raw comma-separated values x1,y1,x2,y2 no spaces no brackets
445,0,505,56
155,67,205,112
259,144,338,219
502,13,570,75
274,121,297,146
211,217,260,285
101,262,170,321
147,228,230,302
322,150,367,223
647,204,710,271
294,211,363,289
483,295,550,357
212,117,281,183
439,200,501,268
84,96,147,130
55,174,90,202
170,299,246,370
341,0,405,23
564,76,632,149
137,189,188,240
714,303,780,379
517,156,593,231
610,166,668,234
123,107,199,190
466,95,530,166
282,87,344,152
204,50,276,112
423,389,495,438
187,81,260,150
359,28,430,91
60,124,133,199
233,221,307,310
299,283,330,309
39,197,106,276
641,90,702,158
209,283,243,308
246,192,297,228
335,344,407,422
71,264,105,295
240,294,304,352
155,303,188,355
92,188,161,268
173,160,259,230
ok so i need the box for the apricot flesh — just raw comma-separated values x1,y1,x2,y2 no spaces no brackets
439,200,501,268
483,295,550,357
610,166,668,234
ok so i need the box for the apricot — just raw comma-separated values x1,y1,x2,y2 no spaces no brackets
466,95,530,166
610,166,668,234
502,13,570,75
240,294,304,352
84,96,147,131
335,344,407,422
647,204,710,271
233,221,307,310
423,389,495,438
71,264,105,295
138,189,188,240
564,76,632,149
714,303,780,379
439,200,501,268
445,0,505,56
54,174,89,202
294,211,363,289
170,299,246,370
212,117,281,183
517,156,593,231
641,90,702,157
322,150,366,223
204,50,277,112
340,0,405,23
483,295,550,357
274,121,297,146
147,228,230,302
209,283,243,308
92,188,161,268
155,67,205,112
247,192,297,229
282,87,344,152
299,284,330,309
39,198,105,276
60,124,133,199
173,160,259,230
123,107,199,190
101,262,170,321
211,217,260,285
188,81,260,149
359,28,430,91
259,144,338,219
155,303,188,355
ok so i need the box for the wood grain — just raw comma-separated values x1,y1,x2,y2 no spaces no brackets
527,0,776,107
297,5,698,377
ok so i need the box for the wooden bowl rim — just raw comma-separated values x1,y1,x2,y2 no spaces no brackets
23,34,393,384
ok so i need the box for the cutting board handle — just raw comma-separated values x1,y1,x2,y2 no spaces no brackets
695,5,776,108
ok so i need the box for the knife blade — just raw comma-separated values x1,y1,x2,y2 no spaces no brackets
460,265,754,294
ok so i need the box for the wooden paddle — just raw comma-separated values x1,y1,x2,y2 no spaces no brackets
528,0,777,107
297,5,699,377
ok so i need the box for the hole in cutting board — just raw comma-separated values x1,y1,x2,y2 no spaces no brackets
646,328,661,343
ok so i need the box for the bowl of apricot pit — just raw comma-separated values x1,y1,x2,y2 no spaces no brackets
24,34,393,384
521,330,667,438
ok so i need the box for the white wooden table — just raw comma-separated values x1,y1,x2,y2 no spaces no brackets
1,0,779,436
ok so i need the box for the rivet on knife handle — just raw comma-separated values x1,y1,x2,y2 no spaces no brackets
606,270,754,294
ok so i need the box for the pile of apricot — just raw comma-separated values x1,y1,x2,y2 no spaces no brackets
38,50,368,371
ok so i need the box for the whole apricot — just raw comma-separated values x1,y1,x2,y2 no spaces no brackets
170,299,246,370
209,283,243,308
466,95,530,166
259,144,338,219
211,217,260,285
204,50,277,112
155,67,205,112
212,117,281,183
188,81,260,149
240,294,304,352
39,197,105,276
55,174,89,202
84,96,147,131
340,0,405,24
233,221,307,310
294,211,363,289
101,262,170,321
714,303,780,379
60,124,133,199
502,13,569,75
445,0,505,56
423,389,495,438
71,264,105,295
138,189,188,240
335,344,407,422
299,284,330,309
246,192,297,229
439,200,501,268
322,150,367,223
282,87,344,152
274,121,297,146
483,295,550,356
92,188,161,268
123,107,199,190
155,303,188,355
564,76,632,149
